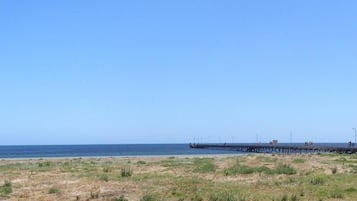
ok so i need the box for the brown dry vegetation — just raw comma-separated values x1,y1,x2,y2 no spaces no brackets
0,154,357,201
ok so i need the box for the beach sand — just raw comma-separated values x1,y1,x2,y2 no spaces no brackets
0,154,356,200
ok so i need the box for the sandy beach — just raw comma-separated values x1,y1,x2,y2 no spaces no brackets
1,153,357,200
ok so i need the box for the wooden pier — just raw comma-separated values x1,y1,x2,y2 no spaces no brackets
189,143,357,154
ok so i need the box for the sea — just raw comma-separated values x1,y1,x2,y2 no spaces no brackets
0,144,238,159
0,143,352,159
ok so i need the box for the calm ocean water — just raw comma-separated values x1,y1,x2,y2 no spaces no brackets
0,144,238,159
0,143,350,159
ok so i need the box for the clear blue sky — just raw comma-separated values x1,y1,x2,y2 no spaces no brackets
1,0,356,145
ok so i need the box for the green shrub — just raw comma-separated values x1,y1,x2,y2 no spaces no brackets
99,174,109,182
331,167,337,174
140,194,158,201
345,187,357,192
292,158,305,163
310,176,325,185
38,161,51,167
209,194,219,201
0,180,12,196
191,194,203,201
90,191,99,199
121,166,133,177
137,160,147,165
290,194,298,201
330,190,344,198
223,160,255,175
281,194,288,201
299,190,304,197
103,167,111,173
336,157,347,164
48,187,59,194
238,166,255,174
209,192,236,201
116,195,128,201
255,166,272,174
224,169,233,176
224,161,295,176
274,164,296,175
193,158,216,173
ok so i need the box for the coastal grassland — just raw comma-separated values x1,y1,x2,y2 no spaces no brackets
0,154,357,200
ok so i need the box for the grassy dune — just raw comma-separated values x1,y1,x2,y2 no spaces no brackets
0,154,357,201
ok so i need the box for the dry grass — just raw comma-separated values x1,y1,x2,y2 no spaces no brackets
0,154,356,200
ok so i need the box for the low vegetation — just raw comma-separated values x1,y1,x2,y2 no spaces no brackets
310,175,326,185
120,166,133,177
0,180,12,197
99,174,109,182
0,154,357,200
209,192,239,201
193,158,216,173
224,160,296,176
292,158,305,163
48,187,59,194
140,193,159,201
116,195,128,201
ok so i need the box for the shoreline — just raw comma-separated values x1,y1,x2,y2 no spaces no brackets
0,152,244,161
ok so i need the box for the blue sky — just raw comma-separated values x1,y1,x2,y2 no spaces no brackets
1,0,357,145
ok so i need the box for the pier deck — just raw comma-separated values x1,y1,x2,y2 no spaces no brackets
189,143,357,154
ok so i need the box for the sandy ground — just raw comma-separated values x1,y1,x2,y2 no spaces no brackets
0,153,355,201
